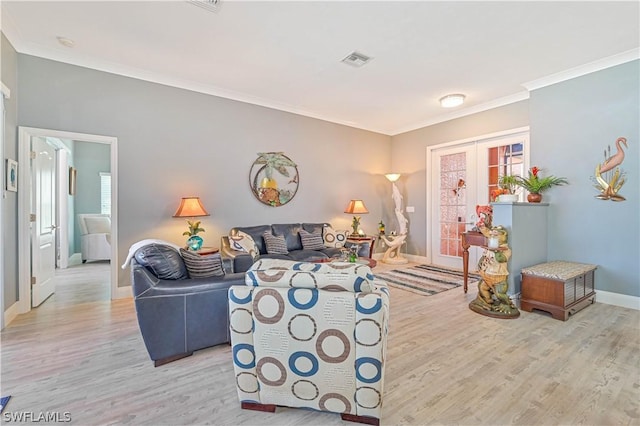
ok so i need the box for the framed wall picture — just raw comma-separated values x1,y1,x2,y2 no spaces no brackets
249,152,299,207
6,159,17,192
69,167,77,195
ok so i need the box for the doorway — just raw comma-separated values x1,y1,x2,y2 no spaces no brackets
17,127,119,314
426,127,529,269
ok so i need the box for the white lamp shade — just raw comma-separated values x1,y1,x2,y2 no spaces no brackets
385,173,401,182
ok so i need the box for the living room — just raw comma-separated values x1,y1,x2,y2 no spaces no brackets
1,1,638,424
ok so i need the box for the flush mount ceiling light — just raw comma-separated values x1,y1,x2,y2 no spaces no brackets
341,51,373,68
439,94,466,108
56,36,75,48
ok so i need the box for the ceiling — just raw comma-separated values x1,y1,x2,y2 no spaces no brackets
2,1,639,135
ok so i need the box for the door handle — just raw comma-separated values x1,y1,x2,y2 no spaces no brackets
50,225,58,230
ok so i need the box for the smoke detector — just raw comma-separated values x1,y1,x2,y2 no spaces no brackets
341,51,372,68
187,0,221,13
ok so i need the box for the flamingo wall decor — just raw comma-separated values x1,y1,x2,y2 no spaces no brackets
593,137,628,202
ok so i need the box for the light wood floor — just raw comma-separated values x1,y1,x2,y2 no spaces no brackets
2,260,639,425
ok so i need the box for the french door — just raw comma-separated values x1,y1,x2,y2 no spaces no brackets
428,129,529,270
430,143,477,268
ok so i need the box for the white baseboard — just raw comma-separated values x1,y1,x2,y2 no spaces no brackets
114,285,132,299
596,290,640,310
3,301,20,328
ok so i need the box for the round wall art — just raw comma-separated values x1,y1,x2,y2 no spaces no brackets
249,152,299,207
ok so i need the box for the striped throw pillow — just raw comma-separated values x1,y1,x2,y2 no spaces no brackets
180,249,225,278
299,229,325,250
263,232,289,255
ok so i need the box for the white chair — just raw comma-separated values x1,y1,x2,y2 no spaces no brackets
78,214,111,263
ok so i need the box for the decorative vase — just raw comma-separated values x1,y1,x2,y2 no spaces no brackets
527,193,543,203
498,193,519,203
186,235,203,251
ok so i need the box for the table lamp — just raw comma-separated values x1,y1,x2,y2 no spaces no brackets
173,196,210,250
344,199,369,236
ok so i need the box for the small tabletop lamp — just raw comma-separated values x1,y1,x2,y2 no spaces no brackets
344,199,369,236
173,197,210,250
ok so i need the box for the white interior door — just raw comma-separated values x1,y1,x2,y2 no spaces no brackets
430,143,478,269
31,136,57,307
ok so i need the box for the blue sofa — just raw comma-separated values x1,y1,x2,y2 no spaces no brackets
130,243,245,366
220,222,371,273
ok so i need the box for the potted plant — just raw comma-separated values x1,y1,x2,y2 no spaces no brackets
515,166,568,202
495,174,519,202
183,220,205,250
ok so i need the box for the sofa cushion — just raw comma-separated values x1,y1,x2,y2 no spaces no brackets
229,230,259,259
299,229,325,250
323,226,349,248
263,232,289,255
233,225,272,254
302,222,328,235
134,244,189,280
180,249,225,278
272,223,303,251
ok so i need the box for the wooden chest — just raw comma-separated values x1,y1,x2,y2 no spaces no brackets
520,261,597,321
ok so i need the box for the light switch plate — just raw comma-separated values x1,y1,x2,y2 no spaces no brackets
406,206,415,213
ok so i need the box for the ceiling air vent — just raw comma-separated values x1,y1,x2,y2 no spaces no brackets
341,51,372,68
187,0,221,13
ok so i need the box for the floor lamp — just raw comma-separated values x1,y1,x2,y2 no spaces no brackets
381,174,408,264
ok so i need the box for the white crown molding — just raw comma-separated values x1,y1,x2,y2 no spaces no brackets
389,91,530,136
3,22,637,137
522,48,640,92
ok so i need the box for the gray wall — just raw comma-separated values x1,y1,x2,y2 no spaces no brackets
73,141,111,251
390,101,530,255
529,60,639,297
16,54,391,288
2,34,18,309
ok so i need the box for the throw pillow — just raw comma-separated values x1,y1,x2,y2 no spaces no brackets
263,232,289,255
299,229,325,250
228,230,259,258
323,226,349,248
180,249,225,278
134,244,189,280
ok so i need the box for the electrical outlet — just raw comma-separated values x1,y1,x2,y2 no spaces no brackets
406,206,415,213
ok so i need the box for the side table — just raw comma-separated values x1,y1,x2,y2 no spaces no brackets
461,231,486,293
195,247,219,256
346,236,376,258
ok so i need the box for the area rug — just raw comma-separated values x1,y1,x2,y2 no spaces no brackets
376,264,480,296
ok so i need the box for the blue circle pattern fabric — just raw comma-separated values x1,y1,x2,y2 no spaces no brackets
228,259,389,421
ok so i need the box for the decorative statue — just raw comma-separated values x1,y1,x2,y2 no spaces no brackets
473,204,493,232
468,226,520,318
380,175,409,264
593,137,628,202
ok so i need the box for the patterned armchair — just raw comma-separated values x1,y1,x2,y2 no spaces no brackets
228,259,390,425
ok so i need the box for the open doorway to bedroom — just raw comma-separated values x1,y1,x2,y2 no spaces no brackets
17,127,118,314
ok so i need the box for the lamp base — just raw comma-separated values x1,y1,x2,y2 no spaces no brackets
186,235,203,251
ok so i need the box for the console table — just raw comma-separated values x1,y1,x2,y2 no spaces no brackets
461,231,486,293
